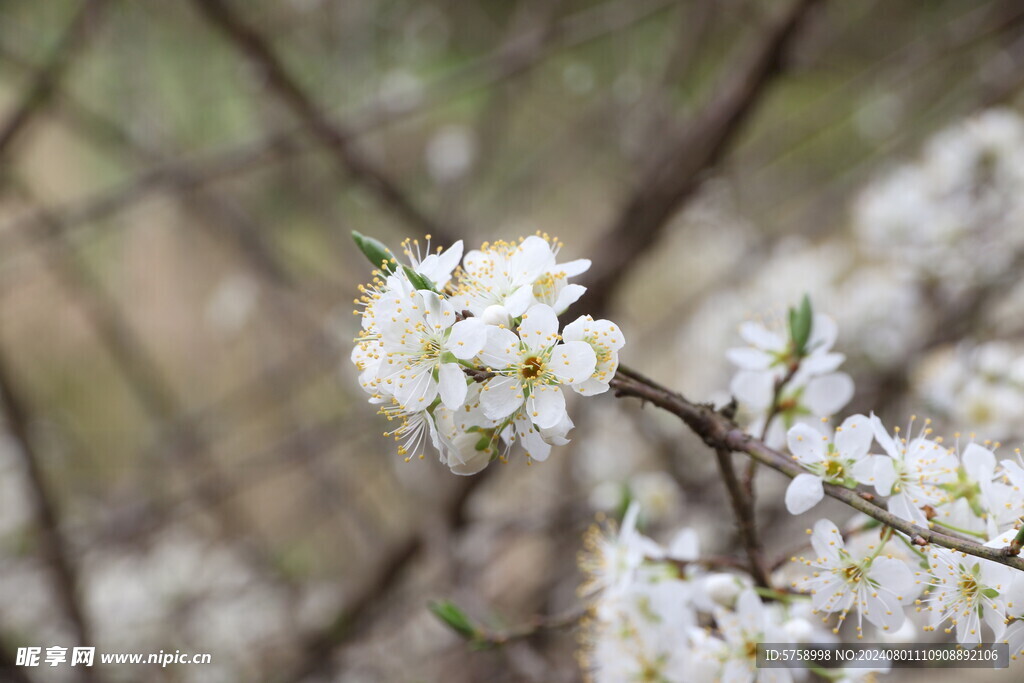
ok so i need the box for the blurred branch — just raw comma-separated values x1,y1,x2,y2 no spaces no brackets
0,343,95,680
610,365,1024,571
7,179,293,588
0,0,679,263
712,446,771,588
278,468,494,683
0,641,33,683
191,0,458,244
0,0,105,165
581,0,824,315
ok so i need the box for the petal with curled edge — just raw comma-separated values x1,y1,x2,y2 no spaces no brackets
785,473,824,514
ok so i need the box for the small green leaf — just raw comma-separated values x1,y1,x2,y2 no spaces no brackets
403,265,438,292
972,562,981,576
428,600,477,639
982,587,1000,599
474,435,491,451
352,230,396,272
789,294,813,356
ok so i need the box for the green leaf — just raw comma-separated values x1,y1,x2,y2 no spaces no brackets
352,230,396,272
982,587,1000,599
789,294,813,356
403,265,438,292
428,600,477,640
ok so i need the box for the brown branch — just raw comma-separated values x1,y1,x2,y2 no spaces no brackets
0,0,105,163
190,0,456,244
0,344,95,674
610,365,1024,572
712,446,772,588
580,0,823,315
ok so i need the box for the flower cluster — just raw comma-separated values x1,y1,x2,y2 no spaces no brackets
853,108,1024,291
915,341,1024,443
579,502,882,683
350,232,624,474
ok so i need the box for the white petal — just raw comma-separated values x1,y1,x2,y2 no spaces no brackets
739,321,783,351
887,491,928,528
810,518,843,564
503,285,535,317
448,449,491,475
862,455,895,494
785,474,825,514
479,326,521,369
735,588,763,621
554,258,590,277
526,385,566,429
726,347,773,370
560,315,589,343
962,443,996,479
551,283,586,313
516,414,553,462
861,584,906,632
438,362,468,410
508,235,555,283
869,557,919,602
730,370,774,409
667,528,700,562
480,376,523,420
870,413,900,460
518,304,559,347
835,413,873,459
573,376,611,396
807,314,837,352
419,290,455,331
803,373,854,416
800,351,845,375
548,341,596,385
446,318,486,359
394,366,438,411
787,423,827,465
420,239,463,286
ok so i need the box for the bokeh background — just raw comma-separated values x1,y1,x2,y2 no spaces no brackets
2,0,1024,681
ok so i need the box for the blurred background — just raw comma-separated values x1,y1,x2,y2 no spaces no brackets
2,0,1024,681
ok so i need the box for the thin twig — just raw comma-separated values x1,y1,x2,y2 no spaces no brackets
190,0,456,244
610,365,1024,572
580,0,824,315
276,468,494,683
0,344,95,681
712,447,772,588
0,0,105,163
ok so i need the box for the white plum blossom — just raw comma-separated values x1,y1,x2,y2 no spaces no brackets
785,415,875,515
562,315,625,395
710,589,794,683
377,290,486,411
579,502,663,601
922,547,1015,645
478,304,596,429
791,519,919,636
867,414,958,527
398,236,464,289
453,234,590,316
729,311,854,448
